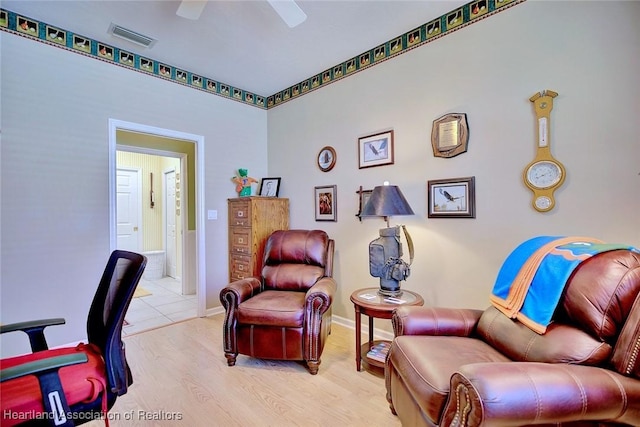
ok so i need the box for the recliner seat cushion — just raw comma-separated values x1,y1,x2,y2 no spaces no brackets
477,306,612,365
389,335,510,424
237,290,306,327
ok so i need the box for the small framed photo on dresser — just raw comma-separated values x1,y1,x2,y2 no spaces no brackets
259,178,281,197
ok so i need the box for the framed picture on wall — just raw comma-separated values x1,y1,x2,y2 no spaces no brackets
259,177,281,197
427,176,475,218
355,186,373,221
358,130,394,169
314,185,337,221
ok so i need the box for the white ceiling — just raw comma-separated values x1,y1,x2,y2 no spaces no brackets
3,0,468,97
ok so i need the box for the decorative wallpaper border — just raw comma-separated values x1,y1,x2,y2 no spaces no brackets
0,0,524,110
0,8,266,108
267,0,525,108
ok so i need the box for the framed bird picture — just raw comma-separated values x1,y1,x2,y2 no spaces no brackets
358,130,394,169
427,176,476,218
317,146,336,172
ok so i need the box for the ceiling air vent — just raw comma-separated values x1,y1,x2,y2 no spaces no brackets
108,23,156,48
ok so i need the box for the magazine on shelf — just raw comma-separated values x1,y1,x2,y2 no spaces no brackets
366,341,391,363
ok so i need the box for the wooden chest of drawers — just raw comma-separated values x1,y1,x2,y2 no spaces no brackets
227,197,289,281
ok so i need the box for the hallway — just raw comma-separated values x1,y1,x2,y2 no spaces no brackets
124,276,197,335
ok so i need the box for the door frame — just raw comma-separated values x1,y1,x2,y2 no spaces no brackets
108,119,206,317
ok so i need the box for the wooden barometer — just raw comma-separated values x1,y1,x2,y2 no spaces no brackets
523,90,566,212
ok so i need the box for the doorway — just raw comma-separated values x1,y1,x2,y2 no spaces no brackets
116,152,183,282
109,119,206,329
116,150,192,333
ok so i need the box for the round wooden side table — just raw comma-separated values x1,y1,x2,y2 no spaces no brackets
350,287,424,376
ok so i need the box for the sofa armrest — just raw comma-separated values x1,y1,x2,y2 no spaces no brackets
392,306,484,337
219,277,262,309
305,277,337,314
442,362,640,426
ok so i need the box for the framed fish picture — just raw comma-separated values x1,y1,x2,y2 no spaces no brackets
358,130,394,169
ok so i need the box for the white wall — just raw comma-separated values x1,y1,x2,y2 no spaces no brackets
0,33,267,356
267,1,640,323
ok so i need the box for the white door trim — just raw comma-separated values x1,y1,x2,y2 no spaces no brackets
108,118,206,317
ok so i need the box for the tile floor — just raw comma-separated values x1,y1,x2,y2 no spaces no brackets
124,276,197,335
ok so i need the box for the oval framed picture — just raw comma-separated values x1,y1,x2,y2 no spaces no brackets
317,146,336,172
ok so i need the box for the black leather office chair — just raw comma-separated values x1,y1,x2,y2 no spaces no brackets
0,250,146,426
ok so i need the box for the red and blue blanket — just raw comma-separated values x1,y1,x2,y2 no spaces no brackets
490,236,638,334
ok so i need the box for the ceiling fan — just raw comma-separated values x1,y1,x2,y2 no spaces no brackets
176,0,307,28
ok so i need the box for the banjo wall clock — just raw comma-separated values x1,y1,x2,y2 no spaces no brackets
523,90,566,212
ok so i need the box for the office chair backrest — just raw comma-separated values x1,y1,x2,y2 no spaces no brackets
86,250,146,395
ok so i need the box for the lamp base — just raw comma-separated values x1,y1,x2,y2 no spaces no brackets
378,277,403,298
378,288,403,298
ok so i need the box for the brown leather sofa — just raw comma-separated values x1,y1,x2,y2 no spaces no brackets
220,229,336,375
385,249,640,426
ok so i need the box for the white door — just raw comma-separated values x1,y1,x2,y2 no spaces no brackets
164,169,178,278
116,168,142,251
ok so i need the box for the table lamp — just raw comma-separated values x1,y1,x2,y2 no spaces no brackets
361,182,414,296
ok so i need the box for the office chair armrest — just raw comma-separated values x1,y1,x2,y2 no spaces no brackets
1,353,88,382
0,318,66,352
442,362,640,426
305,277,337,313
220,277,262,309
392,306,483,337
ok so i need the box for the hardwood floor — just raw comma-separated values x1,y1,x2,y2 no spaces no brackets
88,315,401,426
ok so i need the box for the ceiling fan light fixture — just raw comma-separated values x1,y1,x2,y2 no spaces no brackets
267,0,307,28
108,23,156,48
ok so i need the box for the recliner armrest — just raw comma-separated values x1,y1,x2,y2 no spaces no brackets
392,306,483,337
0,318,66,352
305,277,337,313
442,362,640,426
219,277,262,309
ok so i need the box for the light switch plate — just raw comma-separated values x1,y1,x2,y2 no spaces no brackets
207,210,217,220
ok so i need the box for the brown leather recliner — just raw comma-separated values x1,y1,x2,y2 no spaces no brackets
385,249,640,426
220,229,336,375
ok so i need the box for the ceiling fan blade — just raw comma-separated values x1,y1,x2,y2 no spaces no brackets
267,0,307,28
176,0,207,20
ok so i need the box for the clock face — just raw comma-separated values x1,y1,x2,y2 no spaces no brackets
535,196,552,210
526,160,562,189
317,146,336,172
